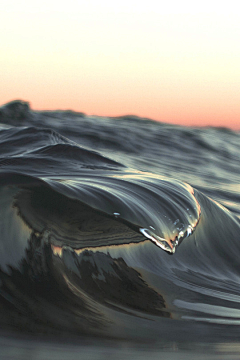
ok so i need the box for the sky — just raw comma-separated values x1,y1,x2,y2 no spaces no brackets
1,0,240,129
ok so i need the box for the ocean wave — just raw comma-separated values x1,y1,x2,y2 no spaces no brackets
0,101,240,341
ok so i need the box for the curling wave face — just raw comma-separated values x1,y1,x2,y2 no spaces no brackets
0,101,240,341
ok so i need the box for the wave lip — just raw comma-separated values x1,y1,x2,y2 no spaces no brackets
44,171,201,253
140,223,195,253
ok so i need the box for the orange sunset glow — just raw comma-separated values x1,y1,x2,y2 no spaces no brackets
1,1,240,129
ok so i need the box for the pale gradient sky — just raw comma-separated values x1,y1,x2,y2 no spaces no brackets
1,0,240,129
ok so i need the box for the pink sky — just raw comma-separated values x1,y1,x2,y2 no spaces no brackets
1,1,240,130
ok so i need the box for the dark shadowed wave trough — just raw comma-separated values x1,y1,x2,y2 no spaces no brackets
0,100,240,356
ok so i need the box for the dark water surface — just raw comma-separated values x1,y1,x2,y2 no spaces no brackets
0,100,240,357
